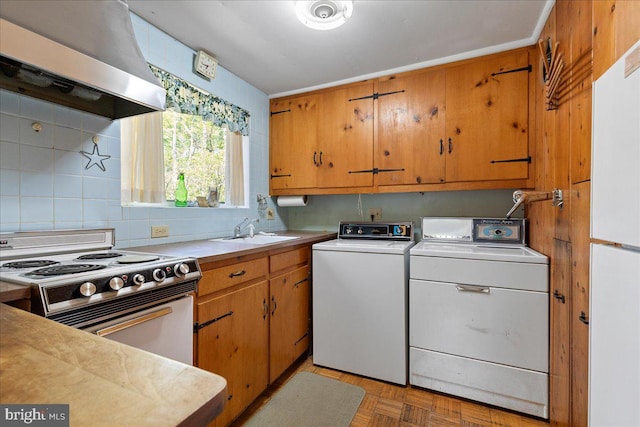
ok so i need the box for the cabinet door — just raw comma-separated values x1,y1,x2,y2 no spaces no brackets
318,82,374,188
196,281,269,427
269,95,318,190
445,50,530,182
269,265,310,383
377,70,446,185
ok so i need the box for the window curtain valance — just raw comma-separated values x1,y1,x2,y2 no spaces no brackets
149,64,250,136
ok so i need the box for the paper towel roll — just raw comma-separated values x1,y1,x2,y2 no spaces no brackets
277,195,308,207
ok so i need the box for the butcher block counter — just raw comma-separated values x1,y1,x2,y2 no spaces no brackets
0,303,227,426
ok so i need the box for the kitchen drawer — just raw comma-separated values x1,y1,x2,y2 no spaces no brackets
410,255,548,292
199,257,269,296
410,347,548,418
409,278,548,372
270,247,310,274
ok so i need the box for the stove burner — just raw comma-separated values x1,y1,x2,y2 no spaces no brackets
116,255,160,264
2,260,59,269
75,252,124,260
27,264,106,277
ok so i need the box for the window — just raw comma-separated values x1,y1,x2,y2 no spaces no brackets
163,110,227,204
121,65,250,207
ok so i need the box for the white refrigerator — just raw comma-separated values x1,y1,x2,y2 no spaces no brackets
589,39,640,427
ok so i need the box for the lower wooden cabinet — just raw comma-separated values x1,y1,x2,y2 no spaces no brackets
269,265,310,382
195,245,312,426
196,280,269,427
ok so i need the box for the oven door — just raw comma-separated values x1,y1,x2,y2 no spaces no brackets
84,295,193,365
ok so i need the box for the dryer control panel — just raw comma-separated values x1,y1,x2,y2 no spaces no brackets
421,218,525,245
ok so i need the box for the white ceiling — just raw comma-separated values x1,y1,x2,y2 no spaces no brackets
128,0,554,98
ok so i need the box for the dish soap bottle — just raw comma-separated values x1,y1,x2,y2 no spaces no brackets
174,172,188,207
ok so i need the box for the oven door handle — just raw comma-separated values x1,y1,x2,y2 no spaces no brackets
96,307,173,337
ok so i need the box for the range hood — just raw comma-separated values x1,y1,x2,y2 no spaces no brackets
0,0,165,120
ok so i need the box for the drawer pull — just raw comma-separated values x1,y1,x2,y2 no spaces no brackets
229,270,246,278
456,284,490,294
263,298,269,319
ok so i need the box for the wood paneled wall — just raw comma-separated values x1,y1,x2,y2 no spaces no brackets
528,1,640,425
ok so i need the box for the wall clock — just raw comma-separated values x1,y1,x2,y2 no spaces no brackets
194,50,217,79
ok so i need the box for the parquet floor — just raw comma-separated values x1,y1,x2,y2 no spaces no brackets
231,356,549,427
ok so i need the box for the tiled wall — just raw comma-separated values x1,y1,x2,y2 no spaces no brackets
0,14,283,248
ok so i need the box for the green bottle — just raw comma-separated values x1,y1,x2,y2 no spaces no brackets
174,172,188,207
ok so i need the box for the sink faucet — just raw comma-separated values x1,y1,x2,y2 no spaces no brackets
233,217,259,238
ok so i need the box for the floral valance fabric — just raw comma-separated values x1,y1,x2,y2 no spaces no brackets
149,64,250,136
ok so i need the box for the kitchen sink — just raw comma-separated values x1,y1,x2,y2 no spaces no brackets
210,235,300,245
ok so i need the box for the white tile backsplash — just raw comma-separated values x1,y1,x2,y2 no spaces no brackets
20,145,53,172
53,126,83,151
21,197,53,223
53,174,83,198
0,90,19,115
0,113,20,143
19,118,53,148
54,149,84,175
0,169,19,196
20,172,53,197
54,198,83,222
19,96,54,123
0,140,20,170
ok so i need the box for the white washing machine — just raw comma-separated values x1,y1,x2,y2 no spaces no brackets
312,221,414,385
409,217,549,418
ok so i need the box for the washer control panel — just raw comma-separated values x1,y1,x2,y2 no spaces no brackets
339,221,413,241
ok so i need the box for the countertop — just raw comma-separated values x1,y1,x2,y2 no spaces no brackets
126,230,336,265
0,303,227,426
0,281,30,303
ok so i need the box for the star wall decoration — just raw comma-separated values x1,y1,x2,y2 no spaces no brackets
80,144,111,171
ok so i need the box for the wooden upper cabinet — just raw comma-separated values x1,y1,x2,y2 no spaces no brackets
377,70,446,185
268,48,533,194
445,50,530,182
269,95,318,190
318,82,375,188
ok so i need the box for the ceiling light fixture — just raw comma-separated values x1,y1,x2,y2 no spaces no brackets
295,1,354,31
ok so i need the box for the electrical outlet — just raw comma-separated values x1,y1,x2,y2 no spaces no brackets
368,208,382,221
151,225,169,238
266,208,275,220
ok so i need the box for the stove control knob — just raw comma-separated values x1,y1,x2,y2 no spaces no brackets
152,268,166,282
109,277,124,291
132,274,145,286
174,263,190,277
79,282,96,297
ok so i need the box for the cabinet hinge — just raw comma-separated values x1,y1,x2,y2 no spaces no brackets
348,89,405,102
270,109,291,116
490,156,531,164
491,65,532,76
348,167,405,175
193,310,234,332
